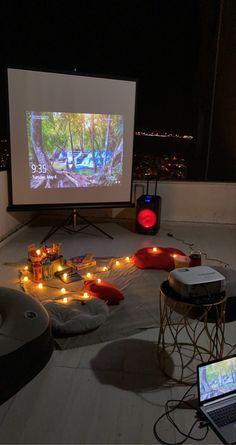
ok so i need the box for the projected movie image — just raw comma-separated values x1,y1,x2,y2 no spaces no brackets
27,111,124,189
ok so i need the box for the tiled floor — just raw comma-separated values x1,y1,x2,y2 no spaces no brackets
0,220,236,444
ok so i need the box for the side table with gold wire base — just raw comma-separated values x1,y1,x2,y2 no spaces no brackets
157,281,227,384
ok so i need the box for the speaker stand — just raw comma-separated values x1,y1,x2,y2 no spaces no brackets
40,209,114,244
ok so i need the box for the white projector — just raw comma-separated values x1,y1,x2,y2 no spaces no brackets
168,266,226,299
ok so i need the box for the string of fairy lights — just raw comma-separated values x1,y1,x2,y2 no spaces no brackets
19,246,192,304
19,254,134,303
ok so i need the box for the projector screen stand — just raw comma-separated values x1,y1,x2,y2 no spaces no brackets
41,209,114,244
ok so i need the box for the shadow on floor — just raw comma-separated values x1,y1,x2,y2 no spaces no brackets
90,338,174,391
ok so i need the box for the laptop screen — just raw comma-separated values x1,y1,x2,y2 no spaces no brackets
197,355,236,404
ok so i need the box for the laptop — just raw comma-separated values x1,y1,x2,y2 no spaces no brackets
197,355,236,444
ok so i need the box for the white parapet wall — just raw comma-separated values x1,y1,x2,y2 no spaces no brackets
113,180,236,224
0,171,32,241
1,170,236,242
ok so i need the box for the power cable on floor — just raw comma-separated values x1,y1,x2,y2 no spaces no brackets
165,231,230,267
153,384,209,444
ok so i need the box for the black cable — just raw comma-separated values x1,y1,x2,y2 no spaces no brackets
166,231,230,267
166,232,195,251
165,399,209,442
153,385,195,443
153,384,209,444
200,251,229,268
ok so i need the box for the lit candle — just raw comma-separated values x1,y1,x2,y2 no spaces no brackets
103,266,108,271
97,278,101,284
83,292,89,299
23,276,29,282
152,247,158,253
24,265,29,271
173,254,190,268
61,287,66,294
38,283,43,289
58,265,63,271
63,273,68,280
86,272,91,278
63,297,68,303
36,249,41,256
115,260,120,266
125,256,130,262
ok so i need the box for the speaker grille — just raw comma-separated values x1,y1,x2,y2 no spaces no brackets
136,194,161,234
137,209,157,228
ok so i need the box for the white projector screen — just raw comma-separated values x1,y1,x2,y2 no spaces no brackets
7,67,136,210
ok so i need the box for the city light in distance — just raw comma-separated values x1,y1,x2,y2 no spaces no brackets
135,131,193,140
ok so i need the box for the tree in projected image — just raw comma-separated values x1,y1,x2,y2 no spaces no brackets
200,358,236,401
27,111,123,189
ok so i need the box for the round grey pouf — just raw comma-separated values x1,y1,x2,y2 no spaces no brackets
0,287,54,405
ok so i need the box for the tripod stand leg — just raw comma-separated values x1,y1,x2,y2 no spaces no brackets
40,210,114,243
41,225,61,244
40,213,73,244
76,213,114,239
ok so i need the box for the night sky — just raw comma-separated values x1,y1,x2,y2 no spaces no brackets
0,1,201,137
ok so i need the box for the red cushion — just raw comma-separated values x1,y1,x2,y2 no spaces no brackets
84,280,124,305
133,247,186,271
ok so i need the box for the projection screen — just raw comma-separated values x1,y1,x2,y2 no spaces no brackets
7,67,136,210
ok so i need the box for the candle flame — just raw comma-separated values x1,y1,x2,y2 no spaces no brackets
24,265,29,271
36,249,41,256
63,297,68,303
23,276,29,282
61,288,66,294
58,266,63,271
83,292,89,299
38,283,43,289
97,278,101,284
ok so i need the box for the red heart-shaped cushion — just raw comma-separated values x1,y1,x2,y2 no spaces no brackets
84,280,124,305
133,247,186,271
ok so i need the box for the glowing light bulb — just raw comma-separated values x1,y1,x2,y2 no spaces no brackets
115,260,120,266
153,247,158,253
24,265,28,271
23,276,29,282
61,287,66,294
63,297,68,303
63,273,67,280
58,265,63,271
83,292,89,299
38,283,43,289
103,266,108,271
125,256,130,262
97,278,101,284
36,249,41,256
86,272,91,278
172,254,177,258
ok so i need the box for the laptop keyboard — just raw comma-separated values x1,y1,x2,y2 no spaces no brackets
210,403,236,427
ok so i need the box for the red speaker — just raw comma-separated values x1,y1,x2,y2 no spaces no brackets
136,195,162,235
